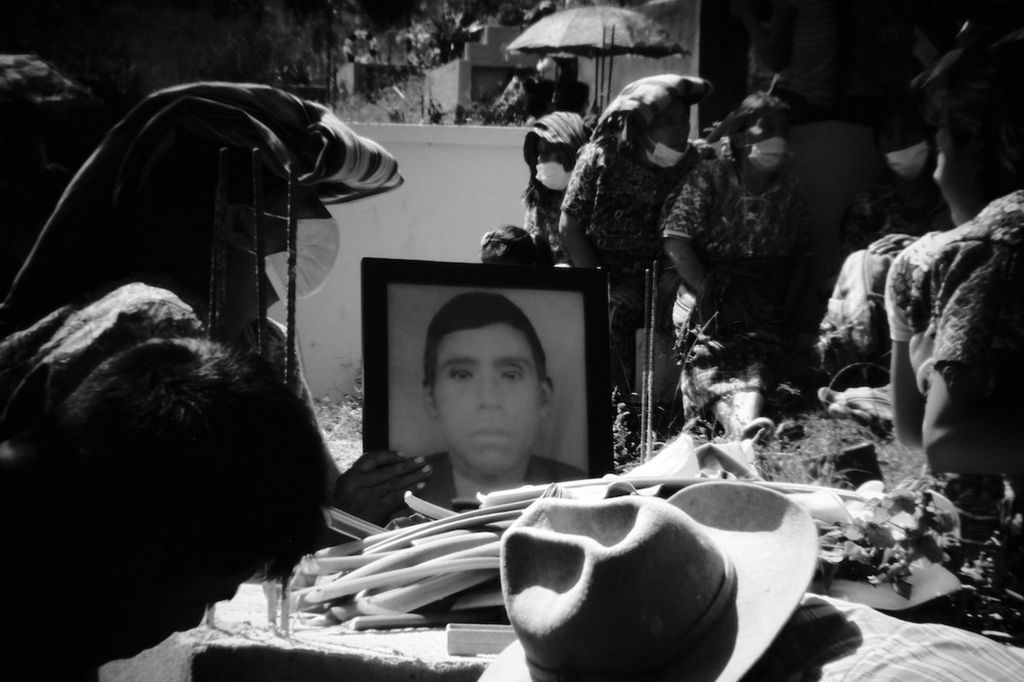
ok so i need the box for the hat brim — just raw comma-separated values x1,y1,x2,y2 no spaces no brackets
480,481,817,682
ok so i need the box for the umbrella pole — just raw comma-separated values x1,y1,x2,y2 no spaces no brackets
606,27,616,114
598,26,607,112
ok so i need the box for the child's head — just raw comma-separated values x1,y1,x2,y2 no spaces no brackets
480,225,553,266
33,337,328,664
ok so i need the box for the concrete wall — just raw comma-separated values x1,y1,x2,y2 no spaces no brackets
273,123,531,400
426,59,473,112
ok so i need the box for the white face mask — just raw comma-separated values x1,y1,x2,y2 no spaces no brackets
535,161,570,191
885,141,929,180
264,216,340,301
645,141,687,168
747,136,788,172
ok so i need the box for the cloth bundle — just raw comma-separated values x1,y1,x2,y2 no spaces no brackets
818,385,893,431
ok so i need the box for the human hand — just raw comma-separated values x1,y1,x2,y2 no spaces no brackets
331,450,433,527
868,233,917,257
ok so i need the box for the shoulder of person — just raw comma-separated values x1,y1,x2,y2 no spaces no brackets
580,138,614,162
955,190,1024,248
69,281,201,334
682,156,728,187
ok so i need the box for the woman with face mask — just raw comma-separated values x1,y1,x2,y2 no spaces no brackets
0,83,427,532
815,109,954,386
560,74,713,395
838,109,953,260
660,91,814,440
521,111,588,264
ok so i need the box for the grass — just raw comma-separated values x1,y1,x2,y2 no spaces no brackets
313,391,1022,644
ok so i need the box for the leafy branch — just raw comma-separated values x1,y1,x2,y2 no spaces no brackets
817,478,959,598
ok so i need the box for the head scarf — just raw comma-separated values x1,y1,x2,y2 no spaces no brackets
523,112,589,206
0,82,402,335
591,74,712,148
523,111,589,170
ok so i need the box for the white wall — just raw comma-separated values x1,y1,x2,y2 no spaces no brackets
273,123,531,400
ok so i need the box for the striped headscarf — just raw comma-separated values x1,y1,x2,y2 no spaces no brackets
592,74,713,148
523,111,590,171
0,82,402,334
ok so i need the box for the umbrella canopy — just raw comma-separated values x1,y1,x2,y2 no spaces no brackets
505,6,686,58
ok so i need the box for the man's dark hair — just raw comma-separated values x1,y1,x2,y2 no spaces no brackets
422,291,547,388
919,26,1024,201
49,337,328,579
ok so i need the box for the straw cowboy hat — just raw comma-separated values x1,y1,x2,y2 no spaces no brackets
480,481,818,682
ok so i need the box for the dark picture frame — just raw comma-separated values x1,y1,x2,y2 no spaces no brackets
362,257,612,478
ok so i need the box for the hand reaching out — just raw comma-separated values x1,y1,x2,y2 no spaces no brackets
331,450,433,526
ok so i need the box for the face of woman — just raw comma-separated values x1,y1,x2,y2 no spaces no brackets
535,139,559,164
217,190,332,337
738,111,789,174
933,127,984,226
645,100,691,150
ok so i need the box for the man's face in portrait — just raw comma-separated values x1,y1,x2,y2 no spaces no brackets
425,323,551,478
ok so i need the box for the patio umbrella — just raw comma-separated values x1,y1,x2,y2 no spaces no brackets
505,6,687,111
506,5,684,57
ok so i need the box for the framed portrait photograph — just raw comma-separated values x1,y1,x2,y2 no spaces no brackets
362,258,612,505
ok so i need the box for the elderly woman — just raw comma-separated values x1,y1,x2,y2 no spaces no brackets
521,111,588,264
0,82,412,677
839,108,952,259
660,92,814,438
560,74,713,395
0,83,426,525
885,26,1024,586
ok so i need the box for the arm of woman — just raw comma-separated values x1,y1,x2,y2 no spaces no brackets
923,371,1024,474
661,162,713,292
890,340,924,448
559,142,602,269
560,212,601,268
663,237,706,294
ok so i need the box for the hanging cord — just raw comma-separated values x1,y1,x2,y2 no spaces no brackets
640,266,652,461
279,168,301,637
208,148,230,337
284,168,299,396
606,25,616,113
203,147,233,628
252,148,267,357
644,260,658,462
